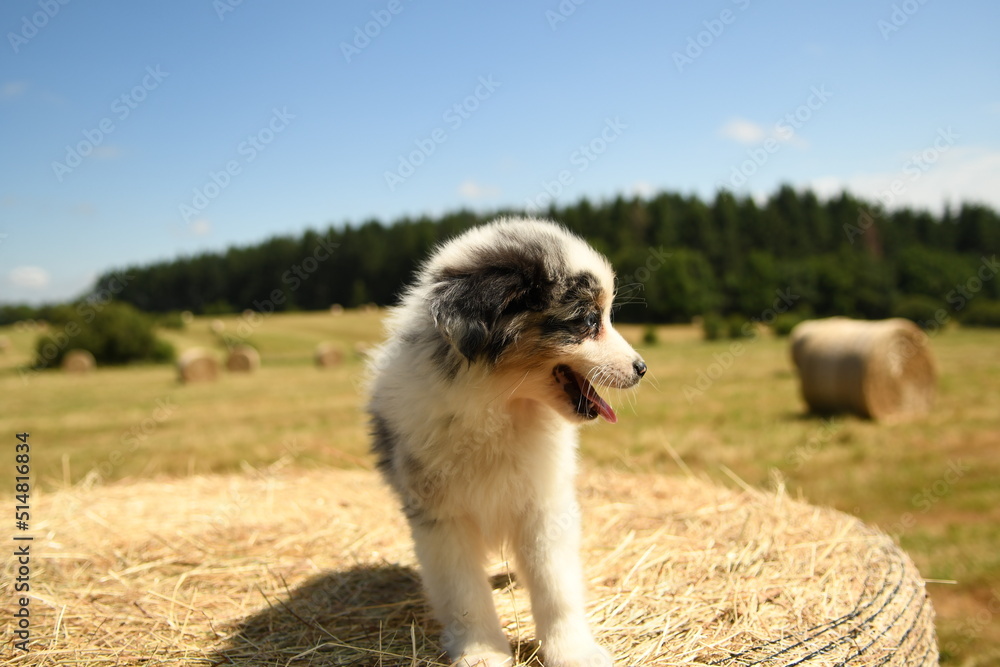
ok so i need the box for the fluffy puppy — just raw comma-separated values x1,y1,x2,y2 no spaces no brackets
367,218,646,667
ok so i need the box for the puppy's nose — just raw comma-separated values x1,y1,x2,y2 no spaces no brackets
633,359,647,378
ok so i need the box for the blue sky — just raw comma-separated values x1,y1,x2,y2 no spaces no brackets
2,0,998,304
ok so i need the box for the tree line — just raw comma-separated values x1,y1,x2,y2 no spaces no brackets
5,185,999,326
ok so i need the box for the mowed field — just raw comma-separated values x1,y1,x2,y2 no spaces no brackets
2,310,998,664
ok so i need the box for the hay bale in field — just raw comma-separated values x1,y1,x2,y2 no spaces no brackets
329,303,344,315
314,342,344,368
790,317,936,420
210,319,226,335
177,347,219,383
17,468,938,665
226,345,260,373
61,349,95,373
181,310,194,325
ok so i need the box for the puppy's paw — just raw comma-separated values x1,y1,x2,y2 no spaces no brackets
543,641,613,667
455,649,514,667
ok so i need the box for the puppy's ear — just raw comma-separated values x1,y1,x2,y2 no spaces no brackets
429,265,550,362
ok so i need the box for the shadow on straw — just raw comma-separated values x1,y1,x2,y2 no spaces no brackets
210,563,450,666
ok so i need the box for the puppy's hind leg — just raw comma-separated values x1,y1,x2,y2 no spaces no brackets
411,517,512,667
514,500,612,667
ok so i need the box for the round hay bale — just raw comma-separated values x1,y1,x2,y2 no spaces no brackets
16,469,938,665
181,310,195,325
314,342,344,368
790,317,936,420
210,319,226,335
177,347,219,383
61,349,95,373
226,345,260,373
329,304,345,316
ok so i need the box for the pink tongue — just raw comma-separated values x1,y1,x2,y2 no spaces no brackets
580,376,617,424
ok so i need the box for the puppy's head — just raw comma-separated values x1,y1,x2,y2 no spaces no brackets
424,218,646,424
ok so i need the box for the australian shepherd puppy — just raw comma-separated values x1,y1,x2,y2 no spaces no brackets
367,218,646,667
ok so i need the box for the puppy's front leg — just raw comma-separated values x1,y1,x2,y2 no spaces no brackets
514,498,612,667
410,518,512,667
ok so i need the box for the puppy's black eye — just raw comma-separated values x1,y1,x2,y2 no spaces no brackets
583,312,600,332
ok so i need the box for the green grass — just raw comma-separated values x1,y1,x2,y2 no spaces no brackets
2,311,998,664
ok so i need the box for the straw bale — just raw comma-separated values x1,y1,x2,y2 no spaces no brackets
330,303,345,315
177,347,219,383
226,344,260,373
315,341,344,368
61,349,95,373
210,319,225,335
790,317,936,420
5,468,937,665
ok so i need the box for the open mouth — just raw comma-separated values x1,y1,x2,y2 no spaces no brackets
552,364,617,424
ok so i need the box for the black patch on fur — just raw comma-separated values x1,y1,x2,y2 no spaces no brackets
540,271,605,345
429,238,562,363
369,413,398,475
431,335,462,380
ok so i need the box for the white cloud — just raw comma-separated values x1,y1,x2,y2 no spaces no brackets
718,117,766,145
72,201,97,216
458,179,500,200
190,219,212,236
9,266,50,289
809,145,1000,213
92,145,122,160
1,81,26,99
630,180,656,198
718,116,806,148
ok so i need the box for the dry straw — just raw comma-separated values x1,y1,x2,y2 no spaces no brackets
314,341,344,368
3,468,936,665
176,347,219,383
61,349,96,374
790,317,936,421
226,345,260,373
